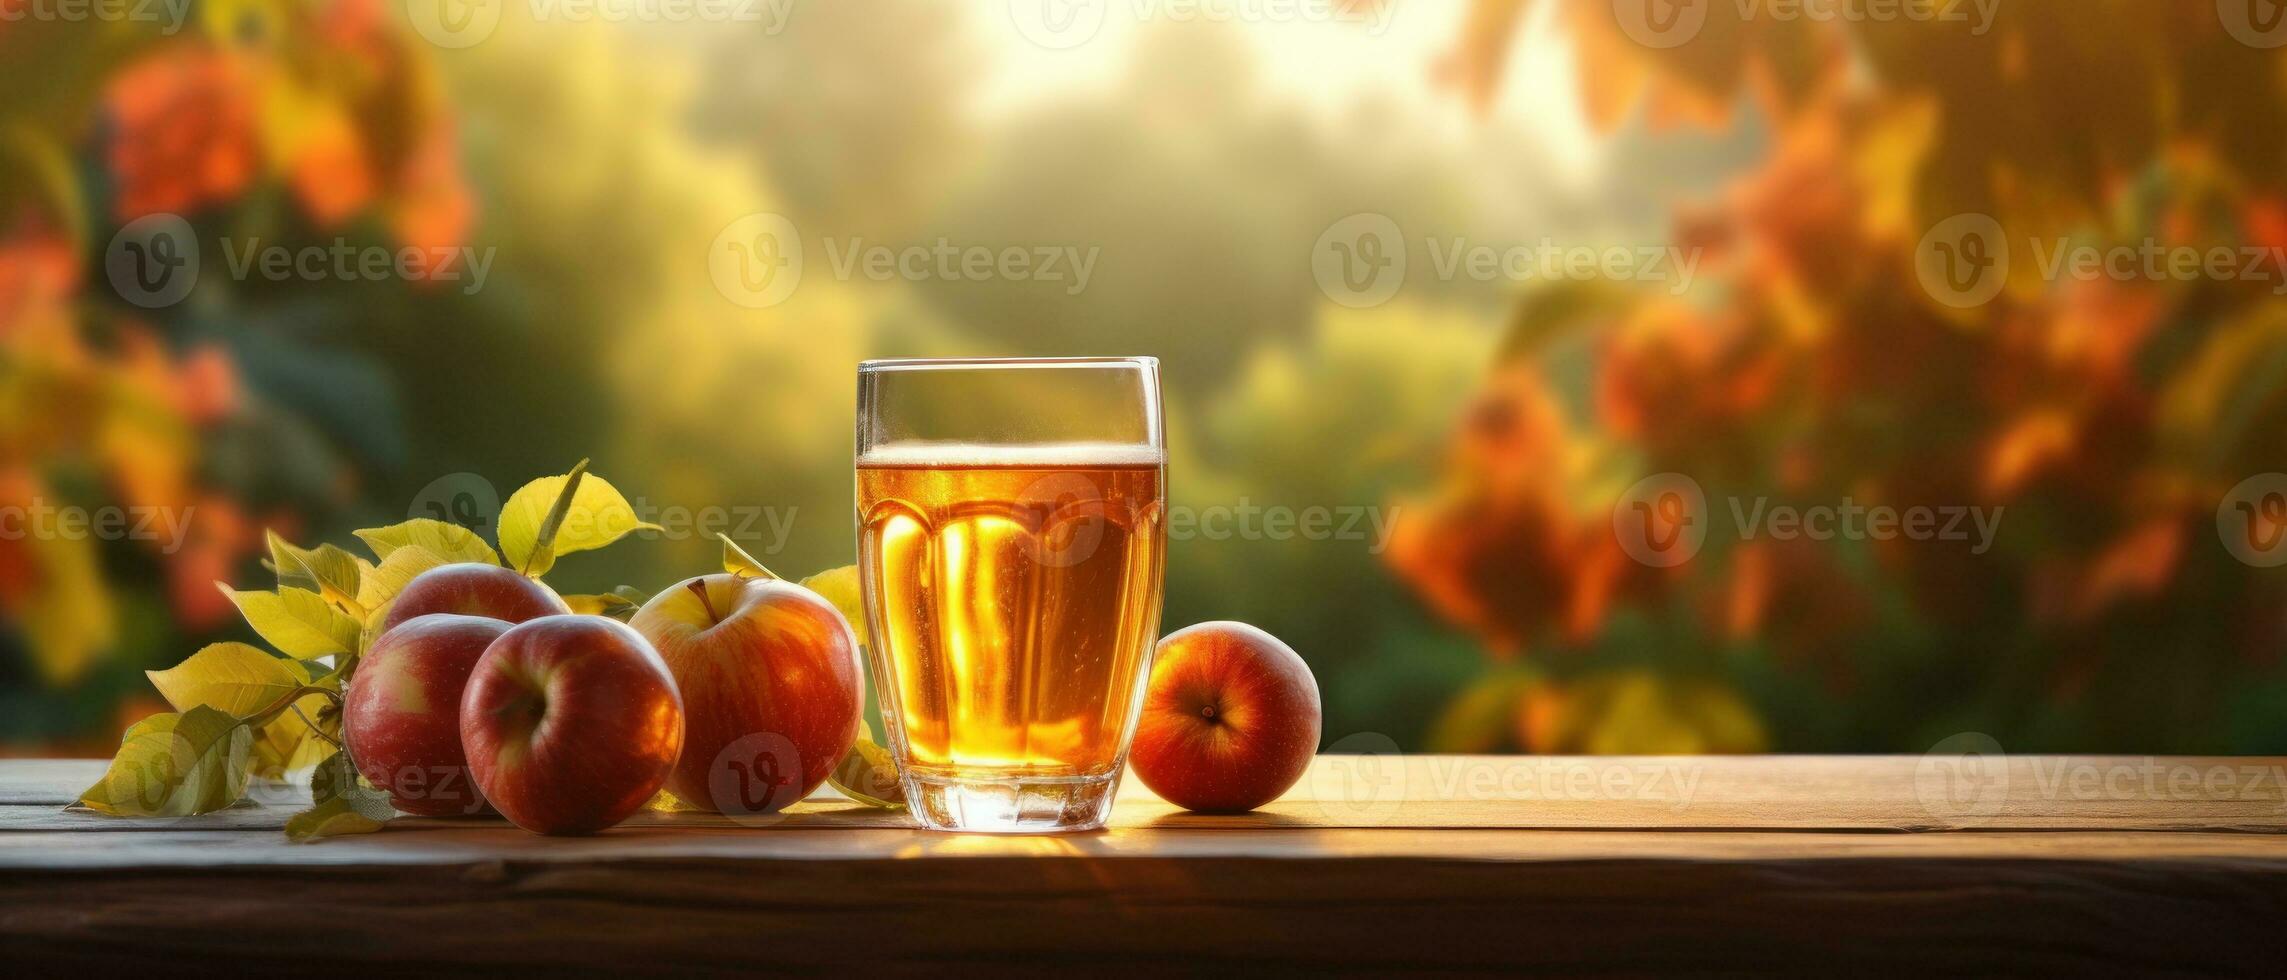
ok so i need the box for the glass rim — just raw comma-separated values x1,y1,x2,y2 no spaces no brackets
859,356,1157,373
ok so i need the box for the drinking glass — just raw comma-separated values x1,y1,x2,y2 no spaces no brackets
855,357,1167,832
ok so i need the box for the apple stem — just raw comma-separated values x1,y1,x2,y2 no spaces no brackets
688,579,721,625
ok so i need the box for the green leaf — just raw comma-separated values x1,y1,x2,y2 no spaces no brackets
285,750,395,842
500,461,660,576
797,564,867,647
266,531,366,609
147,642,308,719
284,797,386,842
827,730,903,809
356,545,451,612
314,751,397,820
721,533,780,580
354,519,500,566
1495,279,1627,363
75,706,254,817
218,586,363,658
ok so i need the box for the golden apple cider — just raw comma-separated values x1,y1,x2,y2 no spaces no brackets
857,445,1165,781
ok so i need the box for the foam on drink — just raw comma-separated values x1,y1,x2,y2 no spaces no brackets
857,440,1167,469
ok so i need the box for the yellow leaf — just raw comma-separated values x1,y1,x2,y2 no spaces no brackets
355,519,500,566
356,604,392,663
1855,95,1940,245
284,797,386,842
218,586,363,658
147,642,307,718
1425,668,1536,754
247,659,335,781
499,463,660,576
16,530,116,686
76,706,253,817
646,788,703,812
827,730,903,809
797,564,868,647
249,705,334,782
1684,682,1770,755
1584,673,1704,755
721,533,780,579
563,593,640,620
1568,672,1769,756
356,545,451,612
266,531,366,610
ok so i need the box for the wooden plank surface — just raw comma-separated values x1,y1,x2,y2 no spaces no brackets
12,754,2287,839
6,756,2287,975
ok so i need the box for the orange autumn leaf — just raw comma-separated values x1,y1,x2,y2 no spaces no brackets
0,229,78,332
1436,0,1530,114
1983,410,2076,499
389,123,476,268
105,49,262,220
2029,520,2185,626
1383,366,1635,657
171,345,241,425
1552,0,1835,134
1563,2,1660,132
284,103,377,230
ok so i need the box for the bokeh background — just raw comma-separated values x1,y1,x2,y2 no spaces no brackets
8,0,2287,757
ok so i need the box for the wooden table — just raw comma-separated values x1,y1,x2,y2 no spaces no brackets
6,755,2286,974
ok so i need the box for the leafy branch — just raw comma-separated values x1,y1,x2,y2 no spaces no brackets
72,463,661,839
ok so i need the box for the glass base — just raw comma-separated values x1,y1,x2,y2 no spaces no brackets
902,771,1119,833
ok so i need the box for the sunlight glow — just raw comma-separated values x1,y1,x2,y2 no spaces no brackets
965,0,1597,178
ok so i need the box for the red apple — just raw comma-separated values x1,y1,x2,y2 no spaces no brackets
378,562,572,633
1129,621,1321,813
630,575,863,816
460,615,684,835
343,614,512,816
